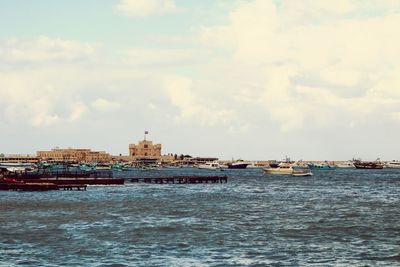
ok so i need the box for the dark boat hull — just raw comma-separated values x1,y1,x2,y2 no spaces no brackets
354,163,384,169
227,163,248,169
16,178,125,185
2,169,123,185
0,182,59,191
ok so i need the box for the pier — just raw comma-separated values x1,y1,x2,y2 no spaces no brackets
0,182,87,191
130,175,228,184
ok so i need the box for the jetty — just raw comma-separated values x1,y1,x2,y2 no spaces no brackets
0,181,87,191
130,175,228,184
1,167,124,186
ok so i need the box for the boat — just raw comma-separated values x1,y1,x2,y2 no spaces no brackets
292,169,313,177
246,162,263,168
95,163,112,171
0,177,59,191
79,163,96,172
197,162,222,170
263,162,294,174
308,162,336,170
335,161,355,168
0,166,124,185
385,160,400,168
353,159,384,169
263,156,300,174
227,160,248,169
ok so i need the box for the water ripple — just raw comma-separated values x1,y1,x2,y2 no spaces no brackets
1,168,400,266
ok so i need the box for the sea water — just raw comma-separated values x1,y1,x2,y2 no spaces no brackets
1,168,399,266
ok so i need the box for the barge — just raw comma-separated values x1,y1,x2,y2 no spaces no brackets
0,167,124,186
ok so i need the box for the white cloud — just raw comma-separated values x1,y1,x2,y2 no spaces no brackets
69,103,88,122
163,75,235,127
200,0,400,131
0,36,95,64
91,98,121,111
115,0,179,17
0,37,98,127
123,48,201,66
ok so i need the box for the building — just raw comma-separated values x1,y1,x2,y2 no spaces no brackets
0,154,39,163
129,140,161,158
37,148,111,162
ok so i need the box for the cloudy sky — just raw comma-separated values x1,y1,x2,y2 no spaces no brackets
1,0,400,160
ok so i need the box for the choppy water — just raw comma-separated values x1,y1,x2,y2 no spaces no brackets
1,168,400,266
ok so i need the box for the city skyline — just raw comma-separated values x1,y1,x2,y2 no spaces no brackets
1,0,400,160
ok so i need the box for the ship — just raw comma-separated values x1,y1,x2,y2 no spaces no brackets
308,161,336,170
227,160,249,169
353,159,384,169
263,161,295,174
0,165,124,185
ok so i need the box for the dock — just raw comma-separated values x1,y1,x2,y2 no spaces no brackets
0,182,87,191
129,175,228,184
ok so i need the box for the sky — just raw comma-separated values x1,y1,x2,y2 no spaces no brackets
1,0,400,160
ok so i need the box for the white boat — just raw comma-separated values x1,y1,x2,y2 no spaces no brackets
197,162,221,170
292,169,313,177
385,160,400,168
95,164,112,170
335,161,355,168
246,162,263,168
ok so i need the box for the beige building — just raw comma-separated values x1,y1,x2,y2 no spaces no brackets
0,154,39,163
129,140,161,158
37,148,111,162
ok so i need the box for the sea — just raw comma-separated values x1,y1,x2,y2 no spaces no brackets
0,168,399,267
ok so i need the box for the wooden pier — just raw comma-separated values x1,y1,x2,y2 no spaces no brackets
130,175,228,184
0,181,87,192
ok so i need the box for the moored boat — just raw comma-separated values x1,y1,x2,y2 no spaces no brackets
335,161,355,168
292,169,313,177
227,160,249,169
385,160,400,168
263,162,294,174
95,163,112,171
0,166,124,185
308,162,336,170
353,159,384,169
197,162,222,170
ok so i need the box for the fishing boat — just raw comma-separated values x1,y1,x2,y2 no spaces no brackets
263,162,294,174
95,163,112,171
353,159,384,169
111,163,129,171
308,162,336,170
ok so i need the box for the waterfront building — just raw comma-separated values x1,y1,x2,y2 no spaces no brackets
37,148,111,162
0,154,39,163
129,140,161,158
